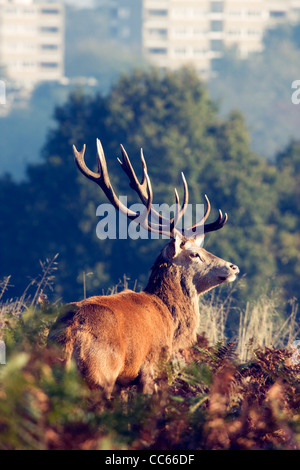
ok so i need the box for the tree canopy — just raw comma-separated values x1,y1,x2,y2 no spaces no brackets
0,67,298,310
209,22,300,160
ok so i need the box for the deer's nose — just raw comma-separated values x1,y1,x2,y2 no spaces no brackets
229,264,239,273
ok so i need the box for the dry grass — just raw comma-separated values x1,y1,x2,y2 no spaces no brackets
198,290,230,344
0,271,300,450
237,297,299,361
199,290,300,362
1,264,299,364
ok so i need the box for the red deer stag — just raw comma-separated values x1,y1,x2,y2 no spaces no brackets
49,139,239,398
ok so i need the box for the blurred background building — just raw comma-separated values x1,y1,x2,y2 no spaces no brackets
1,0,300,88
0,0,64,88
140,0,300,77
1,0,300,170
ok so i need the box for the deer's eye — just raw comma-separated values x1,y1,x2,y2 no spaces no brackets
189,252,201,259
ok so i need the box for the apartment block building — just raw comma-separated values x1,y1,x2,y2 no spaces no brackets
110,0,142,45
142,0,300,77
0,0,64,87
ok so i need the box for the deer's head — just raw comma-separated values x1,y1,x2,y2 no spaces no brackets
73,139,239,295
161,236,239,295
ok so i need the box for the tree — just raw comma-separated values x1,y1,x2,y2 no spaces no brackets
0,68,285,305
273,141,300,300
208,22,300,160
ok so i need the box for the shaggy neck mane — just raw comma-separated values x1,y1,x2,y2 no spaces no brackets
144,253,200,350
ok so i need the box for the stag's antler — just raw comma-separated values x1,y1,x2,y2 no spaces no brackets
183,194,227,238
73,139,227,239
117,144,189,235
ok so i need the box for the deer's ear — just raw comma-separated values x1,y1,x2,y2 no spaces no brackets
165,236,182,259
184,236,205,250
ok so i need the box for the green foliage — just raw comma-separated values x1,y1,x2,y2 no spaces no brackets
272,141,300,300
209,21,300,160
0,304,299,450
1,66,292,305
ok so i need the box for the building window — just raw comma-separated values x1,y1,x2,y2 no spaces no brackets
210,20,223,32
41,62,59,68
147,9,168,17
148,28,168,38
41,27,59,33
210,39,223,51
148,48,167,54
41,44,59,50
210,2,223,13
269,11,286,18
41,9,59,15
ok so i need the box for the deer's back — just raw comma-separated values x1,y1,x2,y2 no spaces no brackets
49,290,174,386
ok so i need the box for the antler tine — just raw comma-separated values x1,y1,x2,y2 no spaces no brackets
118,145,148,200
139,168,153,228
118,145,176,229
178,172,189,219
204,209,228,233
184,194,211,236
203,194,211,223
168,172,189,236
134,167,175,236
142,170,189,237
96,138,111,189
184,194,227,238
73,144,100,183
135,148,149,193
170,188,180,237
95,138,130,209
139,148,148,185
73,140,138,221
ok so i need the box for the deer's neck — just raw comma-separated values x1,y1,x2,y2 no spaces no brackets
144,257,199,351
